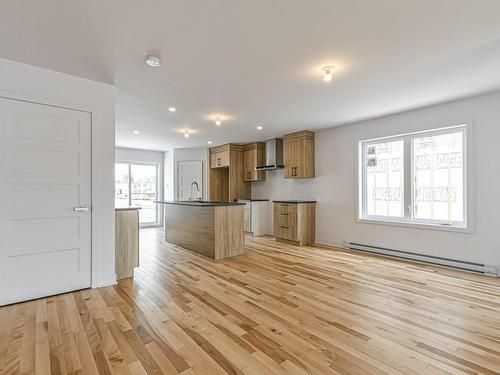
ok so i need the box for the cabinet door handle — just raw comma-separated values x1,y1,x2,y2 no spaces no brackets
281,213,289,216
281,226,289,229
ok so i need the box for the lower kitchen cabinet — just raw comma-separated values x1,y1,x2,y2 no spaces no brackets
237,199,269,236
273,201,316,246
115,207,140,280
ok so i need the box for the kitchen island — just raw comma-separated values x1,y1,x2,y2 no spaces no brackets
156,201,246,260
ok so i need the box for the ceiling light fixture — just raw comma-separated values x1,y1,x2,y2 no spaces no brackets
207,141,212,144
133,130,140,134
145,55,161,67
214,115,223,126
322,66,334,82
184,130,190,138
168,107,176,112
257,126,263,130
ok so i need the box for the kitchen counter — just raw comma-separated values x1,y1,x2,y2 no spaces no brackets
158,201,245,260
156,200,245,207
115,206,142,211
235,198,269,202
272,200,317,204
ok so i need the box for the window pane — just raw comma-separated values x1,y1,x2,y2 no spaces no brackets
131,164,158,224
413,131,464,222
365,140,404,217
115,163,130,208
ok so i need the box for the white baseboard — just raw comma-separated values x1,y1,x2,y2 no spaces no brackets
315,237,346,249
92,273,117,288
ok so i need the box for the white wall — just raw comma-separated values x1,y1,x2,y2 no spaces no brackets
171,148,209,200
0,58,116,287
164,150,174,200
252,91,500,267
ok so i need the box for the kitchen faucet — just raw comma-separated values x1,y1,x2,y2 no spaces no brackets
190,181,200,201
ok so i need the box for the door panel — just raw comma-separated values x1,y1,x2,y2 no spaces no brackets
177,161,203,200
0,98,92,305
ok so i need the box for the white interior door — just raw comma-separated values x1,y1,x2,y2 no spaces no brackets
0,98,92,305
177,161,203,200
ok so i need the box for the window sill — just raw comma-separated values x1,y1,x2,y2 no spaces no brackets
356,218,471,233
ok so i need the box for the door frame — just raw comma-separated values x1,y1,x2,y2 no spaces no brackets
0,93,98,289
176,160,204,200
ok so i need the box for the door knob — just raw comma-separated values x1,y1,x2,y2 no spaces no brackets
73,205,89,212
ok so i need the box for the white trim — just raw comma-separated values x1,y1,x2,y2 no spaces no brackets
355,218,471,233
92,273,117,288
357,123,471,232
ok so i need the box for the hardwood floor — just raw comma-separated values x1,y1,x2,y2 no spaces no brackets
1,228,500,374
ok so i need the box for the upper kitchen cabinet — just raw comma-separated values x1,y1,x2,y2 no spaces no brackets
243,142,266,182
210,145,230,168
283,130,315,178
209,144,250,202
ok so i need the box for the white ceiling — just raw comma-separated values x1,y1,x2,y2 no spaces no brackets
1,0,500,151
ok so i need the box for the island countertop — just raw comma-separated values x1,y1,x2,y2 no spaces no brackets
156,200,245,207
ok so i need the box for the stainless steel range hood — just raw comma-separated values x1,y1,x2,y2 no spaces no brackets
256,138,284,170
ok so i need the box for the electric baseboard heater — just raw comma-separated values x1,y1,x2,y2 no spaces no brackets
345,242,498,276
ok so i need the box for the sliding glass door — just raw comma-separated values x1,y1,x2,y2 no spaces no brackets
115,162,159,226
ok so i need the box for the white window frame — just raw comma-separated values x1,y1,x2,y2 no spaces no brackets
357,124,471,232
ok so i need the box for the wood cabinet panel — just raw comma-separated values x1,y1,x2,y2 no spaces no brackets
211,150,229,168
274,202,298,213
275,211,297,226
273,202,315,246
283,130,315,179
243,142,266,181
115,209,139,280
209,144,250,202
274,224,297,241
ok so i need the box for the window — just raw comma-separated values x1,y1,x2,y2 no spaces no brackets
115,162,160,226
359,125,467,229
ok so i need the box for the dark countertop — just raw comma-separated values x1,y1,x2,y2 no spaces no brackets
273,200,317,204
236,199,269,202
155,200,245,207
115,206,142,211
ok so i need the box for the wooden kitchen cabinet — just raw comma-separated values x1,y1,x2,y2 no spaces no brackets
242,142,266,181
210,146,230,168
273,201,315,246
115,208,140,280
209,144,250,202
283,130,315,179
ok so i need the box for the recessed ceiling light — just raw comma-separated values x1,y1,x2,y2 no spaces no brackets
257,126,263,130
322,66,334,82
184,131,190,138
214,115,223,126
133,130,140,134
168,107,176,112
145,55,161,67
207,141,212,144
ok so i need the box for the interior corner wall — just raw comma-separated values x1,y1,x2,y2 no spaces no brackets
252,90,500,267
0,58,116,287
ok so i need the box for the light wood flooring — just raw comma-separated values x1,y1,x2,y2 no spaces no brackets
1,228,500,374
